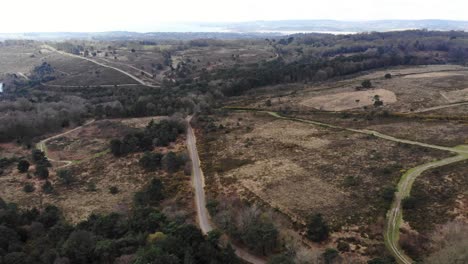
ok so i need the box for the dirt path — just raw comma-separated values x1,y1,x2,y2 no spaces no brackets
410,101,468,113
385,153,468,264
237,110,468,263
43,45,160,88
37,120,95,169
186,116,267,264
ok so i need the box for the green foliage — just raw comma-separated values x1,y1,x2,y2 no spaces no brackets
0,177,237,264
306,213,329,242
17,160,30,173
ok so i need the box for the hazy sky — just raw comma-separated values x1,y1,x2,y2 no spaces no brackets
2,0,468,32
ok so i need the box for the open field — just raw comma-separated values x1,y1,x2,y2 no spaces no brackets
0,117,191,223
198,111,449,258
239,65,468,116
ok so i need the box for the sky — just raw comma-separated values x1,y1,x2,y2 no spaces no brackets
1,0,468,33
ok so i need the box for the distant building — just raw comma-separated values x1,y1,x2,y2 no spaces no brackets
0,83,3,93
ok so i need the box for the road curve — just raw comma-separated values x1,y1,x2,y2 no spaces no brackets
385,153,468,264
43,45,160,88
185,117,267,264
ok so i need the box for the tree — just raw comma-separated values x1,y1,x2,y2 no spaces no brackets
241,216,278,255
35,164,49,179
62,230,96,263
361,80,372,89
139,152,163,171
134,179,165,206
306,213,329,242
42,181,54,194
385,73,392,79
163,152,183,173
110,139,122,157
17,160,30,173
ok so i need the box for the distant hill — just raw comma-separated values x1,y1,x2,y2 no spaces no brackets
213,19,468,33
1,20,468,40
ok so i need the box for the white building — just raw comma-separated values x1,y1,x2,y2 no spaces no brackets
0,83,3,93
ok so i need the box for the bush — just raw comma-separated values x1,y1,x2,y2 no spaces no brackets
109,186,119,194
306,213,329,242
57,169,75,186
337,241,350,252
382,186,396,202
139,152,163,171
17,160,30,173
361,80,372,88
42,181,54,194
134,179,164,206
23,183,35,193
323,248,339,264
402,196,418,210
35,164,49,179
385,73,392,79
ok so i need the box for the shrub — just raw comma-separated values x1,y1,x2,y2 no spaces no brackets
23,183,35,193
385,73,392,79
57,169,75,186
402,196,418,210
139,152,163,171
17,160,30,173
337,241,350,252
109,186,119,194
306,213,329,242
323,248,339,264
362,80,372,88
35,164,49,179
42,181,54,194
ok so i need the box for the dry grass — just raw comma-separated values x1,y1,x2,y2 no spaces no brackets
300,88,397,111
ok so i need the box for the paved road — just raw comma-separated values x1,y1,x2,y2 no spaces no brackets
185,117,267,264
43,45,160,88
37,120,95,169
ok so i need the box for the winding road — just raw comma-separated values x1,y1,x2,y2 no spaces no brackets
238,110,468,264
43,45,160,88
37,120,95,168
186,116,267,264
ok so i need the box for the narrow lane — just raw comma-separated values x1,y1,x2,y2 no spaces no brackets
185,116,267,264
